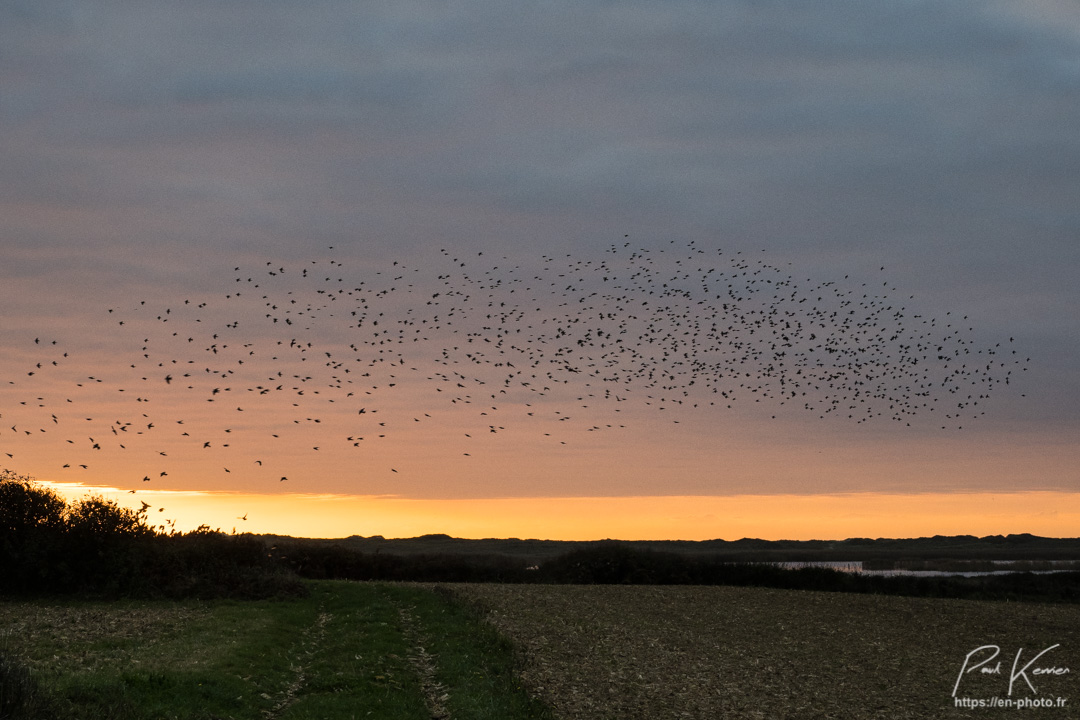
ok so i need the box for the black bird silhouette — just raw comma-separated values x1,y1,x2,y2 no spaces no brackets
1,241,1028,491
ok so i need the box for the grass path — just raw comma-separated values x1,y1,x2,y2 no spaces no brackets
393,599,451,719
0,581,551,720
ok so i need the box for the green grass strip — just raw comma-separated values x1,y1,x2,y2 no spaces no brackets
376,584,553,720
1,581,551,720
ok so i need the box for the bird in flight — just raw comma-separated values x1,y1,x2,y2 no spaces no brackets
0,241,1028,495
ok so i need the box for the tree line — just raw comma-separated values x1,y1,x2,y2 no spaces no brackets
3,470,1078,604
0,470,303,599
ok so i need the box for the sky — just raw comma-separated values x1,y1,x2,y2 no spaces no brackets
2,0,1078,540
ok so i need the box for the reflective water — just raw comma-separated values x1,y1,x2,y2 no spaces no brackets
774,561,1079,578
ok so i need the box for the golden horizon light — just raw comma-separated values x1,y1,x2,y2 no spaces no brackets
38,482,1080,541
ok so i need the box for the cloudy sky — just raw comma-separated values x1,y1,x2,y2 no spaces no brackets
1,0,1077,539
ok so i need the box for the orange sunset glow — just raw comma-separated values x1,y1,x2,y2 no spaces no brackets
1,233,1074,543
37,482,1080,542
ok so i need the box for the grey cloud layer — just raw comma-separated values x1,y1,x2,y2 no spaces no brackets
1,0,1077,430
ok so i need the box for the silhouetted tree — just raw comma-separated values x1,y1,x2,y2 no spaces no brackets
0,470,67,590
61,494,157,593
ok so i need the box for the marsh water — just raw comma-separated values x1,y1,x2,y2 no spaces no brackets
775,560,1080,578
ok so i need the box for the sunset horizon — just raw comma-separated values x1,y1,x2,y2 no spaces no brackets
2,1,1077,554
29,478,1080,543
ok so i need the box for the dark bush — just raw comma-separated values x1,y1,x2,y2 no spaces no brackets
0,470,67,591
59,495,158,595
145,528,307,599
274,542,531,583
0,473,305,600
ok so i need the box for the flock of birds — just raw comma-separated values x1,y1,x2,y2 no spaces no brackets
2,240,1028,493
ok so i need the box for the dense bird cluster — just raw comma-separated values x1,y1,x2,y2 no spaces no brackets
1,241,1027,488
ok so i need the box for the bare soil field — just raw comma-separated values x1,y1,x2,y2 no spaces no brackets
442,583,1080,720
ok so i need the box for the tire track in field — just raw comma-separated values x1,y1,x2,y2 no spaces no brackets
261,609,332,719
394,599,452,720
